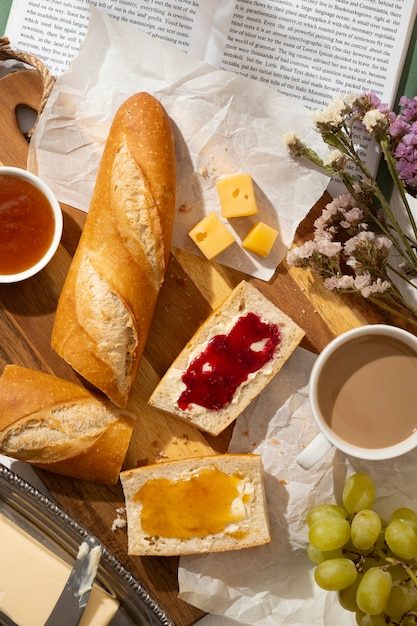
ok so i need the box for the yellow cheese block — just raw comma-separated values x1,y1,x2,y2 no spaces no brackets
216,174,258,218
242,221,278,257
188,212,236,260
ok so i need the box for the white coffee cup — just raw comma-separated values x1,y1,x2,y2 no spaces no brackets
297,324,417,469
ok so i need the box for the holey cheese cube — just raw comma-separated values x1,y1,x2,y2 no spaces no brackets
242,221,278,258
188,212,236,260
216,174,258,218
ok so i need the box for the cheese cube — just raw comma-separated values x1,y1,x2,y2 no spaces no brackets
216,174,258,218
242,222,278,258
188,212,236,260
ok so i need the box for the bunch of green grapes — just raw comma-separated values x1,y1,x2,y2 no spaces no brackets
306,472,417,625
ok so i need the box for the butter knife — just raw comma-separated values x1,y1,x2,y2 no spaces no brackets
45,536,102,626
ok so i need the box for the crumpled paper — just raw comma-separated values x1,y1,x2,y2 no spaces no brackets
28,7,329,281
178,346,417,624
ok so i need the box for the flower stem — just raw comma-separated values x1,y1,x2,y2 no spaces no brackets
367,294,417,329
384,556,417,588
380,138,417,242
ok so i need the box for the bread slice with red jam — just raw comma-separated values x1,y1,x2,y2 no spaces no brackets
148,280,304,435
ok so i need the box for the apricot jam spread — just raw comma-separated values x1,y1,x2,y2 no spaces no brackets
178,312,281,411
0,175,55,274
134,467,250,539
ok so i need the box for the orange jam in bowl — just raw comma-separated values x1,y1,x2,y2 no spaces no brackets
0,167,63,283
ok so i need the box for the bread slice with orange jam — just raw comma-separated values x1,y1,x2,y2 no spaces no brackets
148,280,304,435
120,453,271,556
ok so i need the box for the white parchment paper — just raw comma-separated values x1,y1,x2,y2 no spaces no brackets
28,7,329,281
178,346,417,624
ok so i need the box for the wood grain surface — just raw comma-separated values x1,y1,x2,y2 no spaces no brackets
0,68,409,626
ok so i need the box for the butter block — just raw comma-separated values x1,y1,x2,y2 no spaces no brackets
188,212,235,260
242,222,278,258
216,174,258,218
0,514,119,626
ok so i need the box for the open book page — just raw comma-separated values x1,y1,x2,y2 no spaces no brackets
5,0,417,110
4,0,208,76
206,0,417,111
4,0,417,186
203,0,417,188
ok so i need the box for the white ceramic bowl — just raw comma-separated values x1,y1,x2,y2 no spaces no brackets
0,166,63,283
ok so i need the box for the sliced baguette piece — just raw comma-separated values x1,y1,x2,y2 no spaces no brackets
51,92,176,408
0,365,136,485
120,453,270,556
148,280,304,435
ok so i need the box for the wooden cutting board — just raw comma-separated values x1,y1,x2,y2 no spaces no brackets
0,68,396,626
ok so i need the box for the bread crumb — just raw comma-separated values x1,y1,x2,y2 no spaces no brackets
279,479,288,485
179,203,193,214
112,507,127,531
112,518,126,531
199,165,210,179
156,450,169,461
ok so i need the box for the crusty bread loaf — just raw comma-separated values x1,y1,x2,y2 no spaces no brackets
0,365,135,484
148,280,304,435
51,92,176,408
120,453,270,556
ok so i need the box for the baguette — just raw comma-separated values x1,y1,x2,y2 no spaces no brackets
120,453,270,556
51,92,176,408
148,280,304,435
0,365,135,485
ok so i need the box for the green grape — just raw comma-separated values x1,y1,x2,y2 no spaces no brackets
306,543,343,564
338,573,362,612
356,613,388,626
387,563,409,583
314,557,358,591
306,504,347,527
373,524,388,551
385,519,417,559
350,510,382,551
342,473,376,514
309,517,351,551
306,475,417,623
385,580,417,621
390,507,417,534
356,566,392,615
360,556,389,573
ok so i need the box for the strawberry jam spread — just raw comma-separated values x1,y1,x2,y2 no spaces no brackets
178,312,281,411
